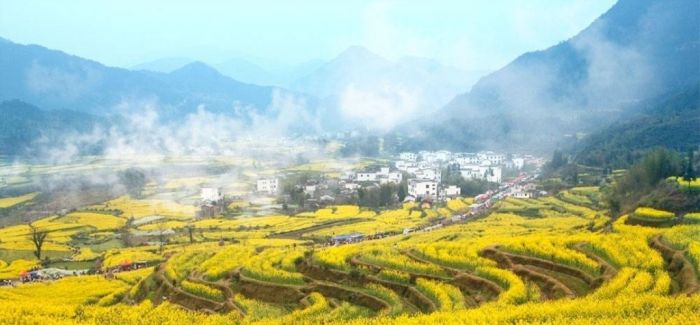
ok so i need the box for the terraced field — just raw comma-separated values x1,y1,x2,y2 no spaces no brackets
0,187,699,323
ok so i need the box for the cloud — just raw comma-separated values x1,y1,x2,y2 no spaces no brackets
28,89,326,164
338,82,421,131
572,22,654,108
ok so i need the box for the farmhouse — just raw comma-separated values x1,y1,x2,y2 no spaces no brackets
356,172,378,182
256,178,279,195
408,179,438,199
200,188,223,204
442,185,461,198
399,152,418,161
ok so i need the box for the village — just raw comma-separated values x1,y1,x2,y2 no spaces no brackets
191,150,546,244
245,150,546,211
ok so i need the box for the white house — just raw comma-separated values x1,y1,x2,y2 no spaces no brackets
356,172,378,182
256,178,279,195
460,166,502,184
304,184,317,195
485,166,502,183
478,151,505,165
387,172,403,184
415,169,440,182
342,171,356,180
435,150,452,161
200,188,223,203
379,172,403,185
344,182,360,190
399,152,418,161
395,160,414,171
442,185,461,197
408,179,438,198
513,158,525,169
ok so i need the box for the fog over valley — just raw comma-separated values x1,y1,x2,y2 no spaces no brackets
0,1,698,324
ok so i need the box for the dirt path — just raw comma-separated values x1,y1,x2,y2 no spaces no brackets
480,246,576,300
649,235,700,295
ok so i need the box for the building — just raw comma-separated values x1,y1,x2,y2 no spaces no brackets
200,188,223,203
484,166,502,183
415,169,440,182
455,154,479,166
478,151,505,165
512,191,535,199
395,160,417,171
442,185,461,198
377,167,390,176
459,165,502,184
304,184,317,195
356,172,378,182
513,158,525,169
408,179,438,199
199,188,224,218
399,152,418,161
344,182,360,191
256,178,279,195
386,171,403,184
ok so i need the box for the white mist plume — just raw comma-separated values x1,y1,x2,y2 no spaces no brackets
32,90,323,164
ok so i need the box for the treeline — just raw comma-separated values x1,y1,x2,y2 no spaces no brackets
0,100,104,157
441,166,497,196
573,85,699,168
356,182,407,208
605,148,699,216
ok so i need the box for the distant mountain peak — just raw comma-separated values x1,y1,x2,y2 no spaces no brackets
131,57,193,73
170,61,222,78
334,46,388,64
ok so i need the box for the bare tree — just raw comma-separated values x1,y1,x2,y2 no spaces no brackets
119,216,135,247
29,224,48,260
186,223,195,244
156,223,168,254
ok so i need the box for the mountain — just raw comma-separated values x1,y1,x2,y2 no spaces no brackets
573,84,700,168
0,100,103,156
418,0,700,152
0,38,313,120
289,46,486,124
214,58,326,87
213,58,276,86
131,57,193,73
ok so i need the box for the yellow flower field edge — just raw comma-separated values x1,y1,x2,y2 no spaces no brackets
0,192,39,208
683,212,700,224
629,207,676,224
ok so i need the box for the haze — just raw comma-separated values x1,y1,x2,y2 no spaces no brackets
0,0,615,70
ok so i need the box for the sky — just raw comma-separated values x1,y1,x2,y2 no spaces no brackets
0,0,617,71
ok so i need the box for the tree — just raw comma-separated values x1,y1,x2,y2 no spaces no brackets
118,168,146,198
119,216,134,247
29,224,48,260
683,150,697,187
562,164,579,185
186,223,195,244
397,180,407,202
546,150,567,172
156,223,169,254
605,148,683,213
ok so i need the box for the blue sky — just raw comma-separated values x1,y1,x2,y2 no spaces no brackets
0,0,616,70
